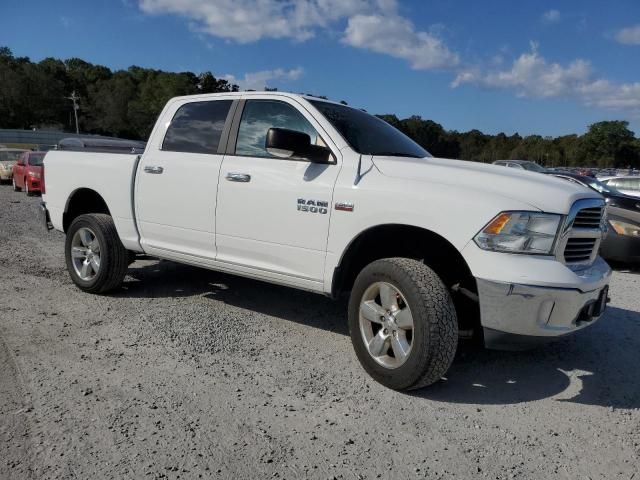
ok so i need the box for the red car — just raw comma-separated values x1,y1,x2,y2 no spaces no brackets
13,151,46,195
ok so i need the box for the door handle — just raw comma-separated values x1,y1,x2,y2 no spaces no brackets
144,166,164,174
225,173,251,183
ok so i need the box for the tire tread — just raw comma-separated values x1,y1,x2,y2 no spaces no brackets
349,257,458,390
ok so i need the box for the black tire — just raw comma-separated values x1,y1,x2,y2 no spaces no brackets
348,258,458,391
12,177,21,192
65,214,129,294
24,179,32,196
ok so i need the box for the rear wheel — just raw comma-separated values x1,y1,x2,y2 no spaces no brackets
348,258,458,390
65,214,129,294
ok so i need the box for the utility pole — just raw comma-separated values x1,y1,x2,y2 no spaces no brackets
66,91,80,134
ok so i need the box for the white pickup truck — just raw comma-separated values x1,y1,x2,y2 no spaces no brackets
42,92,611,390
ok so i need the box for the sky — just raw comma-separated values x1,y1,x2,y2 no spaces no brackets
1,0,640,137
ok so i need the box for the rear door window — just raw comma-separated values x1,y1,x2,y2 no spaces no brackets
162,100,232,154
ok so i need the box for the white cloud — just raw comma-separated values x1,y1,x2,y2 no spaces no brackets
452,44,640,113
138,0,396,43
343,14,459,70
137,0,457,70
615,24,640,45
223,67,304,90
542,9,561,24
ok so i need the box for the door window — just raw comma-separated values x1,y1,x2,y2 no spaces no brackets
235,100,319,158
162,100,232,154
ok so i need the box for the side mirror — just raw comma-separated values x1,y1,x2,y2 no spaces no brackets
265,128,331,164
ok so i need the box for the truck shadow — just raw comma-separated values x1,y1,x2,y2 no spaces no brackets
420,309,639,407
411,307,640,409
118,260,640,409
118,259,348,335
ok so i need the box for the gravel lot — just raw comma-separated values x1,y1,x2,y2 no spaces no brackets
1,185,639,480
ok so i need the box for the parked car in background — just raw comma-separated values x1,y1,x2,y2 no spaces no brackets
575,168,597,177
57,137,146,154
12,151,46,195
596,169,617,178
600,176,640,199
552,172,640,264
0,149,28,183
492,160,548,173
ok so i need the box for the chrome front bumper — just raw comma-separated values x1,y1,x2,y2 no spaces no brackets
477,257,611,349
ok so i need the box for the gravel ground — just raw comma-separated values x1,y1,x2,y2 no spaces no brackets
1,185,639,480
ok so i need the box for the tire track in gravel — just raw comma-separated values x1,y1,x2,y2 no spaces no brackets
0,328,34,479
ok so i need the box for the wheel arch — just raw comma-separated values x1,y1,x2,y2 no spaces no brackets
63,188,111,233
331,223,480,333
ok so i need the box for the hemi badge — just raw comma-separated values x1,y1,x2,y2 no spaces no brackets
335,202,354,212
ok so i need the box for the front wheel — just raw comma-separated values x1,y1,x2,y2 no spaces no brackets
348,258,458,391
12,177,21,192
65,214,129,294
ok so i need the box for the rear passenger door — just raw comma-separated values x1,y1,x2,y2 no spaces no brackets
136,98,236,260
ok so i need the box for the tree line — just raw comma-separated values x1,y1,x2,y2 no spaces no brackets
1,47,639,167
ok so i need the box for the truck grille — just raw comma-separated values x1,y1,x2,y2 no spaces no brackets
564,238,598,263
562,203,604,264
572,206,603,229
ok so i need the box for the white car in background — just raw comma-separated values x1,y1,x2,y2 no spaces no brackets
600,176,640,198
0,148,29,183
492,159,548,173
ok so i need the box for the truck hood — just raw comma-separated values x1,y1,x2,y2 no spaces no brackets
372,156,601,214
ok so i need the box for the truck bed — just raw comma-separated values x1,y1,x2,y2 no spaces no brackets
42,151,142,251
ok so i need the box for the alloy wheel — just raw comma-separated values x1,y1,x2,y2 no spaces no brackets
70,227,101,281
359,281,415,369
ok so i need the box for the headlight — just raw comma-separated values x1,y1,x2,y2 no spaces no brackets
474,212,561,255
28,171,41,179
609,219,640,237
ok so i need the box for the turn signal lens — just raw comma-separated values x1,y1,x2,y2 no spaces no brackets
482,213,512,235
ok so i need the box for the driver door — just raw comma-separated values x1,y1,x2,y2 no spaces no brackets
215,97,341,287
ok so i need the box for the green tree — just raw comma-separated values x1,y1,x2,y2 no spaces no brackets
581,121,637,167
0,44,638,159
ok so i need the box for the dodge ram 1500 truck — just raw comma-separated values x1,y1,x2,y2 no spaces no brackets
41,92,611,390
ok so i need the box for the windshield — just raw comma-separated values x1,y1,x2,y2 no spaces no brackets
520,161,546,172
0,151,25,162
28,153,45,166
309,100,430,158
